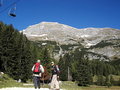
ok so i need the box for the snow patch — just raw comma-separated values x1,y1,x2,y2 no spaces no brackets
87,43,95,46
26,34,47,37
85,43,96,48
42,43,47,45
81,35,90,38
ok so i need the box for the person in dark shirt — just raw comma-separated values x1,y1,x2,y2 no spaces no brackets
50,61,60,90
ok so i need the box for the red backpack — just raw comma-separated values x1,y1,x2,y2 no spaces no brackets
33,63,41,73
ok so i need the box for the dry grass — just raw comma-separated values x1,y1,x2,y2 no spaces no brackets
61,81,120,90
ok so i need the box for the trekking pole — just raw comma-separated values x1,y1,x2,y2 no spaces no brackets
43,74,45,86
42,74,44,88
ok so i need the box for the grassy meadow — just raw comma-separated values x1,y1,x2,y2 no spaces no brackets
61,81,120,90
0,74,120,90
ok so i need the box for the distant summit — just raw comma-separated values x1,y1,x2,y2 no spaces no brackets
21,22,120,60
21,22,120,47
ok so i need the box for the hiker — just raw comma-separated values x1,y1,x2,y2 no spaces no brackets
50,61,60,90
32,59,44,89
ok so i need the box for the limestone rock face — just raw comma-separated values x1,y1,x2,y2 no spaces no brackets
21,22,120,60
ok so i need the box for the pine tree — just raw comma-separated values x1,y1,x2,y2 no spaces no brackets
110,75,114,86
96,75,105,86
118,78,120,86
18,34,34,82
5,25,19,78
0,22,44,82
105,75,112,87
58,56,67,81
42,47,52,74
0,22,4,71
77,58,92,86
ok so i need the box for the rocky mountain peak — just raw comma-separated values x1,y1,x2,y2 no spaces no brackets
21,22,120,60
21,22,120,47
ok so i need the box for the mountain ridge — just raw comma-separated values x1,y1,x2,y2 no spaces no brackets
21,22,120,60
21,22,120,47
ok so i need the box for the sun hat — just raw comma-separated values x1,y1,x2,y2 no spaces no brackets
37,60,40,63
51,61,54,64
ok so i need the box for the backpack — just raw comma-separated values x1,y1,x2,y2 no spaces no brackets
52,65,60,74
55,65,60,73
33,63,41,73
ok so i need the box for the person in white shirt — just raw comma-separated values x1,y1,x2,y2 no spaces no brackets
32,60,44,89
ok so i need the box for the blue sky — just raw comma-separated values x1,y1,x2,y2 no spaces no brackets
0,0,120,30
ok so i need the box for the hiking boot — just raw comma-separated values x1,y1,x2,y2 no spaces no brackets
35,87,37,89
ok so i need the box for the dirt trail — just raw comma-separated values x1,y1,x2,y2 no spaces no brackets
0,87,63,90
0,87,49,90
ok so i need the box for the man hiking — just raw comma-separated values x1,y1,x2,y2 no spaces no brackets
50,61,60,90
32,59,44,89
